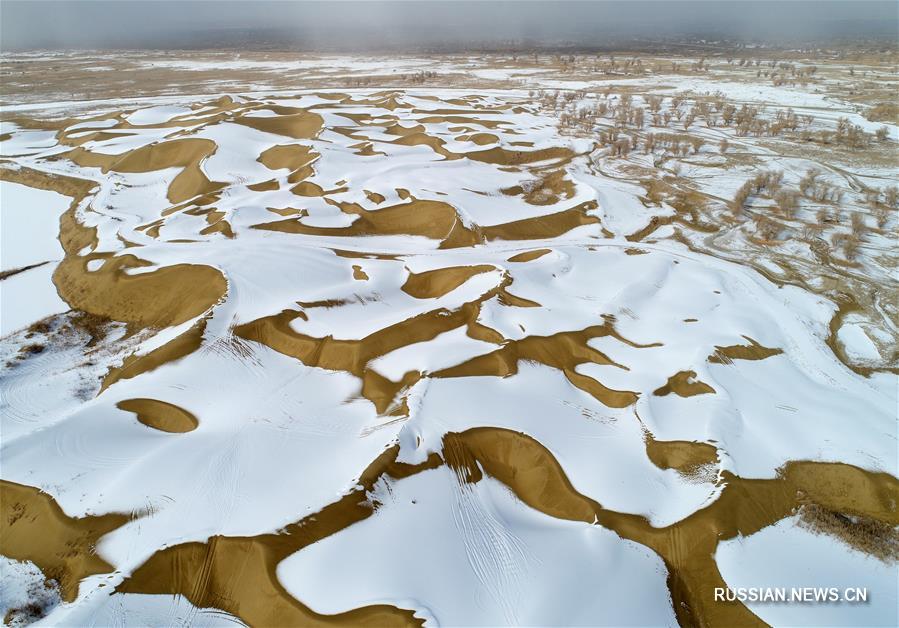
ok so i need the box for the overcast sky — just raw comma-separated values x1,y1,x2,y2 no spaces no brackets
2,1,897,50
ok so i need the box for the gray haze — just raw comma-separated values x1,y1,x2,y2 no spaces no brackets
2,1,897,51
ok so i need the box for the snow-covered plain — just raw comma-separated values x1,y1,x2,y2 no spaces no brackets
0,182,72,334
0,73,896,628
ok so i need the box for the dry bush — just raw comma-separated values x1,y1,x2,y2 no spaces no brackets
17,343,45,358
816,207,837,226
755,215,782,240
68,311,113,346
633,107,645,128
732,171,790,216
831,231,851,250
866,102,899,124
611,136,632,157
683,109,696,130
774,189,801,216
798,168,821,196
721,104,736,126
850,211,867,235
26,319,53,336
798,504,899,562
405,70,438,84
844,235,862,260
874,206,891,229
646,95,663,112
875,126,889,141
711,91,727,112
732,180,753,214
835,117,871,148
799,169,842,203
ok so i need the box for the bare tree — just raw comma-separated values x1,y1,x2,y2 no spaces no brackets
683,110,696,130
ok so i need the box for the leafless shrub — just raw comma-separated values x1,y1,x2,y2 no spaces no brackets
405,70,438,84
611,136,632,157
721,104,736,126
683,109,696,130
633,107,645,128
866,102,899,124
732,180,753,214
798,504,899,563
646,95,663,112
850,211,867,236
755,215,782,240
798,169,821,196
774,189,801,216
816,207,839,227
874,205,890,229
835,117,871,148
831,231,851,249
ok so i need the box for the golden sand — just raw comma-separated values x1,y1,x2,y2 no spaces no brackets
501,170,576,205
653,370,716,397
118,445,441,627
2,161,225,331
364,190,386,204
506,248,552,262
234,306,489,414
0,481,130,602
247,179,280,192
234,109,323,140
709,336,784,364
352,265,369,281
441,428,899,627
436,320,651,408
482,201,599,241
644,435,719,474
255,198,482,249
54,254,226,329
401,265,495,299
4,89,896,627
66,138,224,204
66,427,890,627
258,144,318,183
117,398,199,433
102,317,207,390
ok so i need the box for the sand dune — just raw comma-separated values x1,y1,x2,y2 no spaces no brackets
1,81,896,627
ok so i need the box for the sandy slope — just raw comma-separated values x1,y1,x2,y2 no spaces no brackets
0,78,896,627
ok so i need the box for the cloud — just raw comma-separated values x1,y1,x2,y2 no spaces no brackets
2,1,897,51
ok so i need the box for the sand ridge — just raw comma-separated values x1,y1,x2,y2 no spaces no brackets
1,82,896,626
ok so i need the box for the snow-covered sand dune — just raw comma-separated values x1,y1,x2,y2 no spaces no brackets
1,86,896,627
